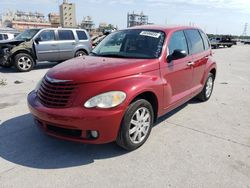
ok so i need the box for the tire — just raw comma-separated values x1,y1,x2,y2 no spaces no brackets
196,73,215,101
14,53,35,72
75,50,87,57
0,57,12,68
116,99,154,151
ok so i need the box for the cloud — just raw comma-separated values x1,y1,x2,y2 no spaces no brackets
145,0,250,13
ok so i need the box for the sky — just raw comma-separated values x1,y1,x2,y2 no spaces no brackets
0,0,249,35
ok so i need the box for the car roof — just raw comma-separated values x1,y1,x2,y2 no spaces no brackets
125,25,201,33
39,28,87,31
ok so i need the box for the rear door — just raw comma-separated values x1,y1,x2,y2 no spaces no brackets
161,30,193,109
35,30,59,61
184,29,209,93
57,30,76,60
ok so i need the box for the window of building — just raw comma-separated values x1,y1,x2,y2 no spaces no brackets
58,30,75,40
168,30,188,55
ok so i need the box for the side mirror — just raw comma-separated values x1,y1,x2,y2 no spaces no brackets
34,37,41,44
167,49,187,63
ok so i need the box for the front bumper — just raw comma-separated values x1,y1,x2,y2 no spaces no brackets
0,48,12,66
27,91,125,144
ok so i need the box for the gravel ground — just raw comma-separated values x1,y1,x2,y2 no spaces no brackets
0,45,250,188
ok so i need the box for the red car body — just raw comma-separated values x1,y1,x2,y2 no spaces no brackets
28,25,216,144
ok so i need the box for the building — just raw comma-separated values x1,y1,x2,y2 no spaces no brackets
48,13,60,28
127,11,149,27
80,16,95,32
1,10,51,31
59,0,76,28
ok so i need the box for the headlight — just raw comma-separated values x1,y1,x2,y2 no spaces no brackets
34,78,43,92
84,91,126,109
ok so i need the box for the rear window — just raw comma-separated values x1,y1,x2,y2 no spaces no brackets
184,29,204,54
58,30,75,40
76,30,88,40
199,30,210,50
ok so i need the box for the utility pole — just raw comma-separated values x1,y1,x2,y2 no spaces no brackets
241,23,248,37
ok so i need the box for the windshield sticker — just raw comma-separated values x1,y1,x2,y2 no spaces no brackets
140,31,161,38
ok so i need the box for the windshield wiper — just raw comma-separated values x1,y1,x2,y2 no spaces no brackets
100,54,128,58
89,51,98,56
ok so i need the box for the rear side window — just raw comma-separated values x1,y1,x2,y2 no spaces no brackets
58,30,75,40
184,29,204,54
199,30,210,50
39,30,55,41
3,34,8,40
76,31,88,40
168,30,188,55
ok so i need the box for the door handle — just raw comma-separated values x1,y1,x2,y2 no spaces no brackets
51,44,57,46
72,42,76,45
187,61,195,66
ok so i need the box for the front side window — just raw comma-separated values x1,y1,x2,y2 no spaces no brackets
38,30,55,41
58,30,75,40
76,31,88,40
185,29,204,54
92,29,165,59
168,31,188,55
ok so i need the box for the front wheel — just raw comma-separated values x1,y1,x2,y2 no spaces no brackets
14,53,35,72
197,73,215,101
116,99,154,151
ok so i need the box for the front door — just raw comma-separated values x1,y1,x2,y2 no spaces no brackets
161,30,193,109
35,30,59,62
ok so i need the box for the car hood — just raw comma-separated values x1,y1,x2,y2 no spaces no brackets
46,56,160,83
0,39,25,47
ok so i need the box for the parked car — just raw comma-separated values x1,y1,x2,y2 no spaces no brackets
0,33,18,41
244,39,250,44
210,36,235,48
28,25,217,151
0,28,92,72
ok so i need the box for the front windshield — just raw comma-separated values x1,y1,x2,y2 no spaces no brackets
15,29,40,41
92,29,165,59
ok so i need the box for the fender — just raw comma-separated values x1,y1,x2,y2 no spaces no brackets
201,56,217,86
10,40,36,62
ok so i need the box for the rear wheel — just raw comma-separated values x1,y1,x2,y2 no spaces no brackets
197,73,215,101
75,50,87,57
14,53,35,72
116,99,154,151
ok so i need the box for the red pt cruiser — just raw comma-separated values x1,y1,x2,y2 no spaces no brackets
28,26,217,151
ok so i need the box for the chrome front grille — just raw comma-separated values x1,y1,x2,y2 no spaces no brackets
37,77,77,108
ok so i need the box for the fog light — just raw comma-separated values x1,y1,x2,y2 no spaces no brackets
90,131,98,138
